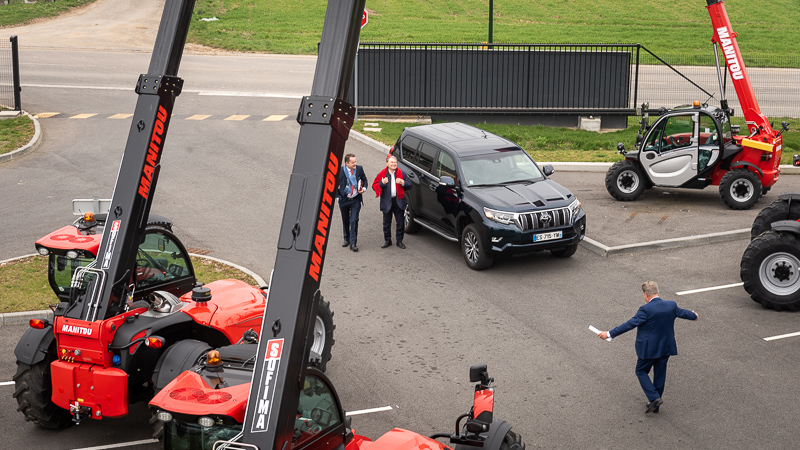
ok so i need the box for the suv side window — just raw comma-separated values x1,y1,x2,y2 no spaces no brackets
417,142,437,173
436,151,458,183
400,136,421,166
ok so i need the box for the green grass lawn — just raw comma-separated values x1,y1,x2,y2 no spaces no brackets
188,0,798,66
0,114,34,155
354,117,800,165
0,255,258,313
0,0,96,28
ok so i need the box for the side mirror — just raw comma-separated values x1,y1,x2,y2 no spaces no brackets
617,142,627,155
469,363,490,385
542,165,555,177
439,176,456,187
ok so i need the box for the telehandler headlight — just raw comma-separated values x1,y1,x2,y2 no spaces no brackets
157,411,173,422
38,247,49,256
66,250,79,259
197,416,215,428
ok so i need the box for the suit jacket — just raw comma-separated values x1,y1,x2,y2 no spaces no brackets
337,165,368,204
609,297,697,360
377,169,412,213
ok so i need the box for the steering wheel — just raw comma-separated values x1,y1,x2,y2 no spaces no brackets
508,169,529,179
136,258,150,268
667,136,680,147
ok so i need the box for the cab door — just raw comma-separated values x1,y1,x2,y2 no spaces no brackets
640,112,700,187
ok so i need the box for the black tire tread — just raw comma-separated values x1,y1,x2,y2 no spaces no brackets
605,160,645,202
750,199,800,240
13,354,72,429
500,429,526,450
310,297,335,372
550,243,579,258
719,168,762,210
740,230,800,311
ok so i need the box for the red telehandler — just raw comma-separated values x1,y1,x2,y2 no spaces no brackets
148,1,525,450
12,0,333,429
606,0,788,210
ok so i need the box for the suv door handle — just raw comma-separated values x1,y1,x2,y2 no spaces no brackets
428,181,438,190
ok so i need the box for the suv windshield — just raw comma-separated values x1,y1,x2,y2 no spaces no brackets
460,150,544,187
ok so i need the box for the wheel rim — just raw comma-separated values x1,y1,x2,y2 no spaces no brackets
464,231,479,264
730,178,754,203
404,207,411,228
616,169,640,194
759,251,800,296
311,315,326,355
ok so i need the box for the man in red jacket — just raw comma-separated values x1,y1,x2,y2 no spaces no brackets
372,155,412,249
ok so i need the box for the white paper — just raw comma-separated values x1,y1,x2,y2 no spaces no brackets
589,325,612,342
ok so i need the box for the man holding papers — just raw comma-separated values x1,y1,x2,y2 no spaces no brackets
596,281,699,414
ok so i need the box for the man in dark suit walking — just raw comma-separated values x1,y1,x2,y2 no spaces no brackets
337,153,368,252
372,155,412,249
598,281,699,414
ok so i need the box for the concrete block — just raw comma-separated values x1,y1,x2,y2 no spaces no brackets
579,116,601,132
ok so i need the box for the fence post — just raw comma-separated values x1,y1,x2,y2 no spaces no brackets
10,35,21,111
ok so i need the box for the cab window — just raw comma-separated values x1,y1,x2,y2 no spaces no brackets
135,232,191,290
293,374,343,447
645,114,695,153
699,114,719,146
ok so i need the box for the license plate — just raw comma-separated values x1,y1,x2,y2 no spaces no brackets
534,231,562,242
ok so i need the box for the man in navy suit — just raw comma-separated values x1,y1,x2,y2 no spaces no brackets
372,155,412,249
337,153,368,252
598,281,699,413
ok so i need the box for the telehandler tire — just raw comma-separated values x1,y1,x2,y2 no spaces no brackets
310,297,335,372
605,160,645,201
750,198,800,240
741,230,800,311
13,348,72,429
720,169,761,210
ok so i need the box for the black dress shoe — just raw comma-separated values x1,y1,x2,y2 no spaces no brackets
342,241,349,247
396,241,406,249
645,398,663,413
350,245,358,252
381,241,392,248
653,406,660,414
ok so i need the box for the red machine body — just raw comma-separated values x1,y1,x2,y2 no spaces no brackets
706,0,783,189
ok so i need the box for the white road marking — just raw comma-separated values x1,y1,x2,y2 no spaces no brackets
69,439,157,449
346,405,393,416
22,83,304,98
0,381,14,386
764,331,800,342
676,282,744,295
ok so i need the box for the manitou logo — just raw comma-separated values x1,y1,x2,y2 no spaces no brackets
101,220,121,269
250,339,284,432
138,105,169,199
308,151,340,281
61,324,93,336
716,27,744,80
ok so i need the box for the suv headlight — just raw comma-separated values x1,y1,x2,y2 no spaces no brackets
568,198,582,219
484,207,517,225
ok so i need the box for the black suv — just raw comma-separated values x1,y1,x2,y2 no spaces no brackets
393,122,586,270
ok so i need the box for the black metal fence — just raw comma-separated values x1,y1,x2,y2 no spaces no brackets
0,36,22,111
354,42,800,120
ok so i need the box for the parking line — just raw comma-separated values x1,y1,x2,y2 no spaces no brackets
764,331,800,342
346,405,393,416
224,115,250,121
0,381,13,386
676,282,744,295
69,113,97,119
108,113,133,119
186,114,211,120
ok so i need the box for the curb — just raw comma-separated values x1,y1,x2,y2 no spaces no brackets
579,228,750,257
0,253,267,327
0,111,42,164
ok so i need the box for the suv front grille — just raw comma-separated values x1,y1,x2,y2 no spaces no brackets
517,207,571,231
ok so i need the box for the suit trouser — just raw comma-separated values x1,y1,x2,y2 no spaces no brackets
382,198,404,243
635,355,669,401
339,198,361,245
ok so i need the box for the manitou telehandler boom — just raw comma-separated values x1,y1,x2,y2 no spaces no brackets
606,0,788,210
